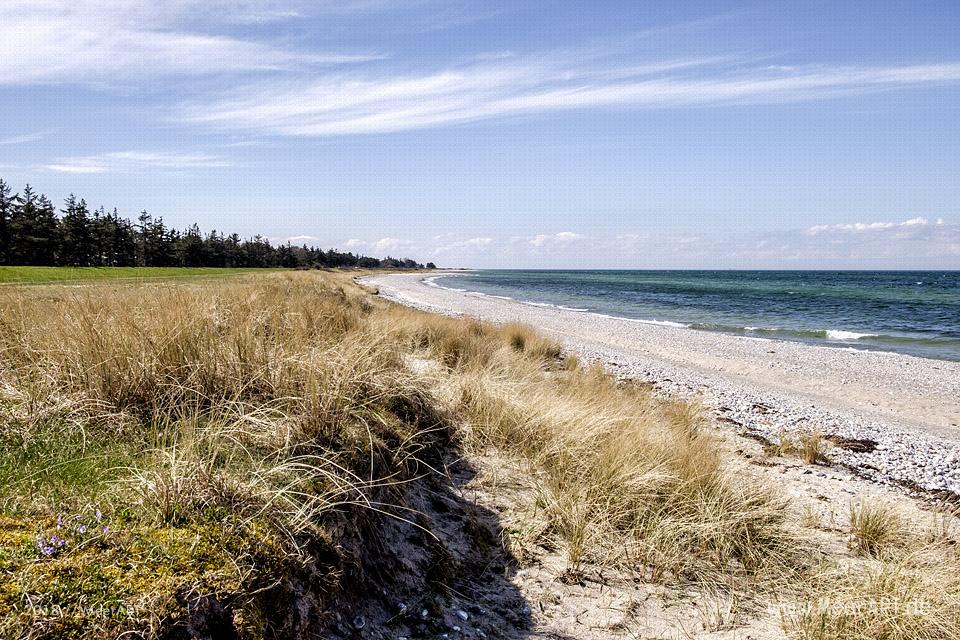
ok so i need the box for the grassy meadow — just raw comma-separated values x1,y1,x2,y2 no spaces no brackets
0,266,281,284
0,271,958,639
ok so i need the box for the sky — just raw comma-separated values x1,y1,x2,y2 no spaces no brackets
1,0,958,269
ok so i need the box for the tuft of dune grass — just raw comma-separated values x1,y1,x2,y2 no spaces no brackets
847,499,907,558
384,318,804,581
785,547,960,640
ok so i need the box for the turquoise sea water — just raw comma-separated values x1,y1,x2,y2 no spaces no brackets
428,270,960,362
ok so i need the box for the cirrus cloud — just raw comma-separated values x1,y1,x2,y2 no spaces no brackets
44,150,231,174
0,0,379,86
180,58,960,136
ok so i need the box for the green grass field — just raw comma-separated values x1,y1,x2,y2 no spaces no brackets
0,266,279,284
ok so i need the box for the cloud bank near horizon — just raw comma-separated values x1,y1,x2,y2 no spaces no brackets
277,217,959,270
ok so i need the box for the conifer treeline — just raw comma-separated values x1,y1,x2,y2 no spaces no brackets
0,179,431,269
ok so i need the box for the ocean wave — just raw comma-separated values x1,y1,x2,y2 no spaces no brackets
824,329,878,341
463,291,514,301
615,316,689,328
425,277,593,311
688,323,880,341
519,300,590,311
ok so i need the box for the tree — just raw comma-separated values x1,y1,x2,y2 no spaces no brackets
59,194,93,266
9,185,59,265
426,262,437,269
91,207,136,266
223,233,244,267
136,211,175,266
0,176,429,270
0,179,14,265
176,223,204,267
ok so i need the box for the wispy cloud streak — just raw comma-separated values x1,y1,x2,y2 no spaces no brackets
44,151,230,174
0,132,47,145
0,1,378,85
182,59,960,136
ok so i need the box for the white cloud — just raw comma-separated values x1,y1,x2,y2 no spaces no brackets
0,132,47,145
430,236,499,256
314,235,421,257
181,58,960,136
0,1,376,85
286,235,320,244
806,217,939,234
529,231,583,247
44,150,230,173
372,237,415,253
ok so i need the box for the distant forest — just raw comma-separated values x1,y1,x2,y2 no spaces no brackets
0,178,432,269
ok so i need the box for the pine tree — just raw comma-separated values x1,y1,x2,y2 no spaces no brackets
10,185,59,265
177,223,205,267
0,176,426,269
136,210,151,266
0,179,14,265
59,194,93,266
35,194,59,265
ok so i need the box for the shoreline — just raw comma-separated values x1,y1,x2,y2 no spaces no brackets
422,272,960,363
363,272,960,496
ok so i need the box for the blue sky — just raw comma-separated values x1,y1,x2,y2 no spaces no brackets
1,0,958,268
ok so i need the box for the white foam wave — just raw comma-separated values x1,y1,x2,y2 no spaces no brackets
592,313,688,328
515,299,590,311
826,330,877,341
464,291,514,301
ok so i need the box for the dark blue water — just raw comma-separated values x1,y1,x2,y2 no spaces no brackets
428,270,960,361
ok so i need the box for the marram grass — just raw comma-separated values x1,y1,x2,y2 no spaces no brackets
0,271,957,638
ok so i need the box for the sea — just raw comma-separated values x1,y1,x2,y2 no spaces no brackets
425,270,960,362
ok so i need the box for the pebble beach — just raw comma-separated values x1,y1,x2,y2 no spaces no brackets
363,272,960,496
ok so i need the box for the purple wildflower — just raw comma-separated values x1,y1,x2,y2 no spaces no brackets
95,509,103,523
56,515,63,530
37,535,58,557
78,525,88,534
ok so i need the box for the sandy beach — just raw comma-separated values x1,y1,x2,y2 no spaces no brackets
364,272,960,495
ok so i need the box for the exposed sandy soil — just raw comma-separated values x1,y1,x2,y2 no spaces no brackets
446,426,953,640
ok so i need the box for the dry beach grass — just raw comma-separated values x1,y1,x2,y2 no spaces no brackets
0,270,958,638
